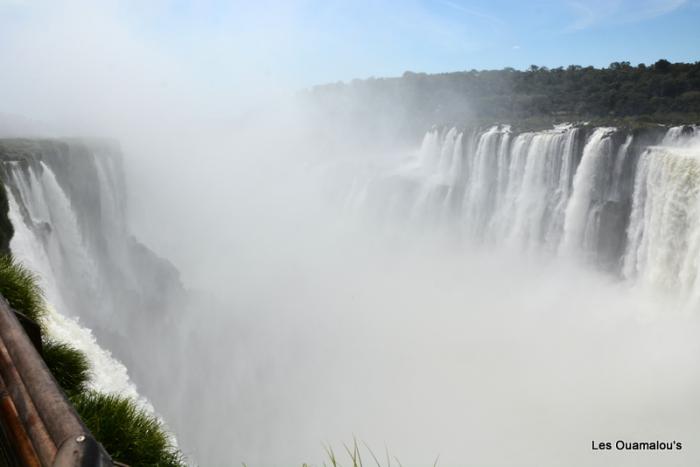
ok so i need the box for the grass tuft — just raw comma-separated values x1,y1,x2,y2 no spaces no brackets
42,339,90,398
0,255,46,324
303,440,424,467
71,391,184,467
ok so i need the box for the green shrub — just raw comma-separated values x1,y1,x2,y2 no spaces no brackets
0,255,46,325
42,339,90,398
71,392,184,467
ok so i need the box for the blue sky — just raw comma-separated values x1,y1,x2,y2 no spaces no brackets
278,0,700,84
119,0,700,84
3,0,700,84
0,0,698,124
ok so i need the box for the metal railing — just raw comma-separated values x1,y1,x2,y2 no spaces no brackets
0,297,113,466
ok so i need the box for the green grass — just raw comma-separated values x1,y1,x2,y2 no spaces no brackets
320,440,416,467
42,339,90,398
0,255,46,325
71,391,184,467
248,440,438,467
0,251,184,466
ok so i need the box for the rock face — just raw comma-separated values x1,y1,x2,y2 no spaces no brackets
0,138,185,396
0,175,14,255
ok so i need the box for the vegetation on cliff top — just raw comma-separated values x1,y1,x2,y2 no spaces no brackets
309,59,700,133
0,255,46,325
72,392,184,467
41,339,91,398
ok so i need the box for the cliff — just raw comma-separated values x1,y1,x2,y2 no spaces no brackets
0,138,185,406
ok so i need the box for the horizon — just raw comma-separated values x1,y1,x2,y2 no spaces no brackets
0,0,699,130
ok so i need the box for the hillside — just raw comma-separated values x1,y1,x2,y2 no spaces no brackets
307,59,700,136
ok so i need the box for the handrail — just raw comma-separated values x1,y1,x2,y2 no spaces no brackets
0,297,113,466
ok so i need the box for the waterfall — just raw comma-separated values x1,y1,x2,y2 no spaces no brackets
503,125,578,249
0,139,184,412
560,127,615,256
349,124,700,300
3,125,700,465
623,131,700,302
3,160,148,407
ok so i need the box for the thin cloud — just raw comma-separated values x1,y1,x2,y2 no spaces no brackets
566,0,687,31
435,0,506,27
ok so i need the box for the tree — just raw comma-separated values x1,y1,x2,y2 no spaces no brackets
654,59,672,73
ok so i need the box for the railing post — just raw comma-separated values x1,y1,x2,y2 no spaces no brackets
0,297,114,466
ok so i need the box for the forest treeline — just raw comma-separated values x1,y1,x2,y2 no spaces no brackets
307,60,700,133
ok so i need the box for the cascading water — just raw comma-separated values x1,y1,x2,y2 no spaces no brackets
623,128,700,303
1,125,700,465
3,159,141,395
0,139,184,416
347,124,700,298
560,127,615,255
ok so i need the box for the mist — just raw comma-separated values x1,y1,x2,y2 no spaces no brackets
139,118,700,465
1,1,700,466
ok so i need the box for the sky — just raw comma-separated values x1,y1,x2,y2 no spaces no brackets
0,0,698,126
